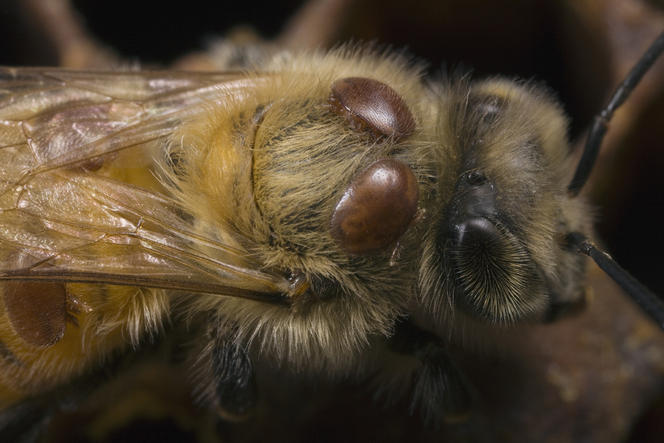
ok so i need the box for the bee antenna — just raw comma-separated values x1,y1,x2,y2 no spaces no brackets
566,232,664,330
568,30,664,197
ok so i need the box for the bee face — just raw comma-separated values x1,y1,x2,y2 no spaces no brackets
418,80,592,326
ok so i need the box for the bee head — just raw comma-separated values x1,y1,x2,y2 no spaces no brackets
418,79,591,327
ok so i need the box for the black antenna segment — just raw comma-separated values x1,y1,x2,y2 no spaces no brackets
568,31,664,196
566,232,664,330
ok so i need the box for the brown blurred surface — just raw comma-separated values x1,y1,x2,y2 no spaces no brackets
224,264,664,443
37,266,664,443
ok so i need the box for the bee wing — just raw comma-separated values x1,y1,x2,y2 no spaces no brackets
0,67,260,176
0,68,290,306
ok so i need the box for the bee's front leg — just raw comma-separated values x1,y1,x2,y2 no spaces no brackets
211,326,257,421
388,319,472,425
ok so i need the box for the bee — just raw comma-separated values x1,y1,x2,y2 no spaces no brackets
0,30,662,438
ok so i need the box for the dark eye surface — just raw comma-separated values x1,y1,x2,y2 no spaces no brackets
330,159,418,255
328,77,415,140
3,281,67,347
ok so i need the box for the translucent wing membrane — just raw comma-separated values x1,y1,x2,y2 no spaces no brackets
0,67,289,303
0,68,258,177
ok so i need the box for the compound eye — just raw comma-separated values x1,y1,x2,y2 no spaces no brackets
330,159,418,255
329,77,415,140
3,281,67,347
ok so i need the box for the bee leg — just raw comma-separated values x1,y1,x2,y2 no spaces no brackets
388,319,472,425
211,329,257,422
